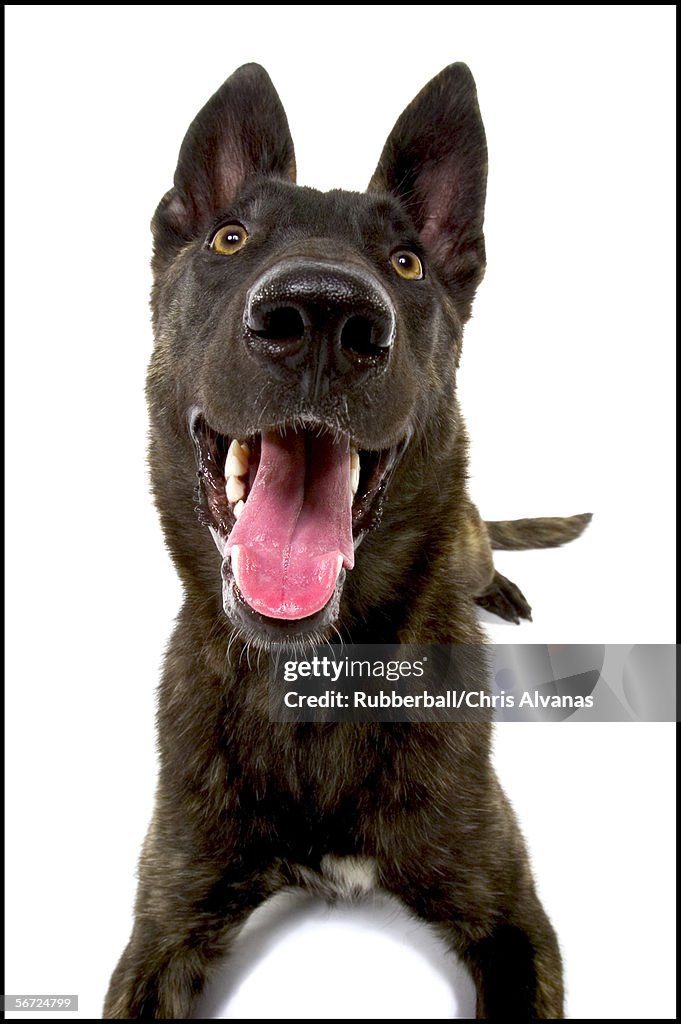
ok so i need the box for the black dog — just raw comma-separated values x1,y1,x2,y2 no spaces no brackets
104,63,590,1019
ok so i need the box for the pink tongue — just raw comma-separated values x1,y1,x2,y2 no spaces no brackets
226,430,354,620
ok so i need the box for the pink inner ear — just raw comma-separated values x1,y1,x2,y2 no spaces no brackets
420,213,445,260
205,126,247,218
164,190,188,223
215,161,246,212
154,188,195,242
416,160,461,265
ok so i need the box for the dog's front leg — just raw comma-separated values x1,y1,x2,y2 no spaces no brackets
384,866,563,1019
377,778,564,1020
103,811,284,1019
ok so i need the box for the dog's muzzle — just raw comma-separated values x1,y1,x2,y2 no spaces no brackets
243,259,395,395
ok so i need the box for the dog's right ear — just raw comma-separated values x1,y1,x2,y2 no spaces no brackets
369,64,487,323
153,64,296,259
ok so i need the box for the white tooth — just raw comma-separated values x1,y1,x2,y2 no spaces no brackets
231,545,242,587
336,554,344,577
226,452,247,476
350,449,360,496
208,526,226,557
233,499,245,519
226,475,246,503
239,441,250,459
226,439,248,477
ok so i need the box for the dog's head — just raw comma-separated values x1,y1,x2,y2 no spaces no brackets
148,63,486,644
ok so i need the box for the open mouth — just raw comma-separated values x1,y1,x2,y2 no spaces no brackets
190,411,407,628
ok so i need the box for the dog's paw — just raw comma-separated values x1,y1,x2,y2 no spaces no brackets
475,571,532,624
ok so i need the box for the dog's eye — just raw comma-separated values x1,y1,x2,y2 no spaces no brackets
391,250,424,280
211,224,249,255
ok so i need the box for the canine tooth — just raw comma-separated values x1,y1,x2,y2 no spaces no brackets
231,545,242,587
351,464,360,495
226,439,248,477
226,476,246,503
238,441,250,459
233,499,245,519
350,449,359,472
208,526,226,557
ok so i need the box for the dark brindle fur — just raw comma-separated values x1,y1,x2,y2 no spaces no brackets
104,63,590,1019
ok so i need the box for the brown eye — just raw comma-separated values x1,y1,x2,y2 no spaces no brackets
211,223,249,255
391,249,424,280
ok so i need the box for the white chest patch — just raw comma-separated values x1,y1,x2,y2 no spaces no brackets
319,854,377,899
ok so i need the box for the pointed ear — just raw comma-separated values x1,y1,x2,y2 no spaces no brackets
153,63,296,255
369,63,487,321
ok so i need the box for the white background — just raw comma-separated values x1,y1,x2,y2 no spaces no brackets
5,4,675,1019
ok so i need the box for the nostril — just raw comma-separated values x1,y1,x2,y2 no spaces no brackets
251,306,306,344
340,315,388,360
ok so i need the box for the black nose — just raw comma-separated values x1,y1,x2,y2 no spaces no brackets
244,260,395,390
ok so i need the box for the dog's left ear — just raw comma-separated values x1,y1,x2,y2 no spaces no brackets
153,63,296,261
369,63,487,321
